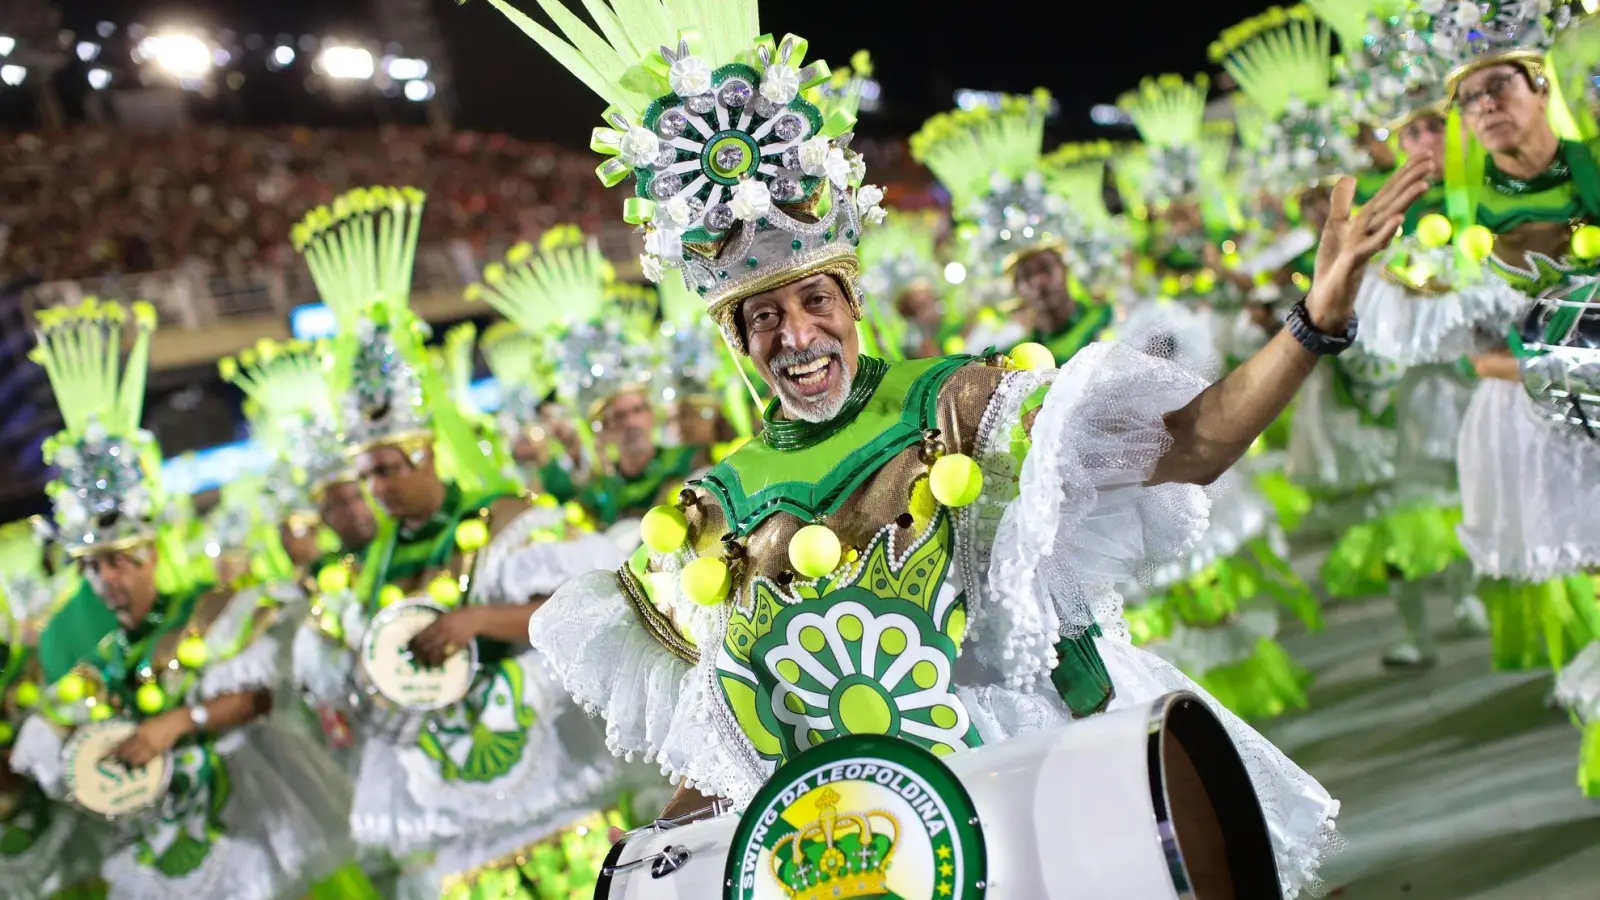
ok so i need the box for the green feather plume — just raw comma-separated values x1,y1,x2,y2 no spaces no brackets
30,297,157,440
909,89,1053,213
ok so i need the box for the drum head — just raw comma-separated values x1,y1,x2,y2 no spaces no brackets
1149,694,1280,899
362,599,475,710
725,734,987,900
63,720,170,819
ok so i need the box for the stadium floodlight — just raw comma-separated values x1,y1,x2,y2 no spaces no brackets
87,68,112,90
77,41,100,62
272,45,294,67
943,262,967,285
319,45,374,80
0,37,14,57
385,56,428,80
139,32,213,79
404,79,435,102
1,65,25,86
97,22,116,38
1090,104,1130,126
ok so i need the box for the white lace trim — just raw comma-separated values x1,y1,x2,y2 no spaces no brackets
475,507,628,604
197,636,281,700
9,716,65,796
1159,608,1280,673
1146,467,1270,589
981,341,1213,653
291,622,354,705
1555,642,1600,724
1353,268,1525,365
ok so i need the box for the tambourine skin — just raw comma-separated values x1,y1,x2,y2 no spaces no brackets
61,719,173,821
351,598,479,743
596,692,1279,900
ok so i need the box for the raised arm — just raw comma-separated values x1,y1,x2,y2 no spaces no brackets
1150,156,1435,486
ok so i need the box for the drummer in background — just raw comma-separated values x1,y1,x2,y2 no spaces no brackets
290,187,655,899
1437,16,1600,796
487,5,1439,892
12,299,365,899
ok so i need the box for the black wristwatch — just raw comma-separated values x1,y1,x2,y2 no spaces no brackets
1284,300,1357,356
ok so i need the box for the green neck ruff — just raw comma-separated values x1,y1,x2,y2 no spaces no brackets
759,355,889,452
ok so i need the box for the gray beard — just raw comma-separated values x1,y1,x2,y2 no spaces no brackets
776,363,853,423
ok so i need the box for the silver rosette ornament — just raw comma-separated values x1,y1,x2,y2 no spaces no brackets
1517,268,1600,437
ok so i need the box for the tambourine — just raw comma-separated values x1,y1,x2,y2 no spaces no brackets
61,718,171,820
351,598,478,744
598,691,1280,899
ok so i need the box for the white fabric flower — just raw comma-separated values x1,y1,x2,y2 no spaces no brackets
730,179,773,221
661,194,694,228
644,226,683,261
639,254,665,283
847,152,867,187
619,127,662,168
863,205,887,225
668,56,712,98
798,136,832,176
1021,170,1045,193
823,148,851,189
855,184,884,211
1454,2,1480,26
760,64,800,105
988,171,1012,194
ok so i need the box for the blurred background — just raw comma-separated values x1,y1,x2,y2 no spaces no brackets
0,0,1247,519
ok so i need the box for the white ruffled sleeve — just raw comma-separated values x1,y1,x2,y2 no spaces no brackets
475,507,629,604
1352,265,1525,365
196,587,282,700
292,621,354,705
966,342,1213,689
8,715,66,797
527,568,763,803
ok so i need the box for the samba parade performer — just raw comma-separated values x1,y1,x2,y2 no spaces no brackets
1430,2,1600,793
1,521,110,899
9,298,363,900
288,188,647,898
856,208,952,360
911,90,1113,365
479,1,1434,891
466,229,709,533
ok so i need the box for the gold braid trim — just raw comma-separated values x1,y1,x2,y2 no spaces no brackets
617,565,698,665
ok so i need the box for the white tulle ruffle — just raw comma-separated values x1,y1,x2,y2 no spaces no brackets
9,716,65,796
1352,269,1524,366
1285,360,1398,493
0,799,103,900
292,622,355,706
1457,380,1600,581
477,507,629,603
197,635,281,701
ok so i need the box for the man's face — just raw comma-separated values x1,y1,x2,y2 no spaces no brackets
318,479,377,549
895,284,941,325
740,273,860,423
601,390,655,452
1012,249,1070,316
1299,186,1333,233
1399,114,1446,181
81,546,159,629
1457,64,1550,154
675,402,720,447
358,444,439,520
278,517,323,567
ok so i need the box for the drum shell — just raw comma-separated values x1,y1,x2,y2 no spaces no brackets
596,692,1279,900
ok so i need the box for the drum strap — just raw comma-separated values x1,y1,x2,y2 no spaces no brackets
1050,624,1114,718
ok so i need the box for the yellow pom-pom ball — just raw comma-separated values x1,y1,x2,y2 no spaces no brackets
1415,213,1453,249
55,673,87,704
929,454,984,508
789,524,842,579
316,564,351,595
135,683,166,715
379,584,405,608
427,575,461,607
13,681,40,709
455,518,490,553
533,493,560,509
0,721,13,745
1459,225,1494,261
444,883,472,900
1160,275,1181,296
1574,224,1600,260
640,505,689,554
319,610,345,640
89,703,113,722
1007,342,1055,371
176,635,209,670
680,556,731,606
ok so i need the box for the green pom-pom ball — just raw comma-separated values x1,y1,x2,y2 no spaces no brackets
1459,225,1494,261
789,524,842,579
378,585,405,608
89,703,114,722
13,680,40,708
680,556,731,606
55,673,88,703
640,505,689,554
1573,224,1600,260
135,683,166,715
1415,213,1452,249
427,576,461,607
316,564,351,595
929,453,984,507
176,635,209,670
1008,342,1055,371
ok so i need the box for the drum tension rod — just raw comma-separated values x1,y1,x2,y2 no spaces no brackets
602,845,691,879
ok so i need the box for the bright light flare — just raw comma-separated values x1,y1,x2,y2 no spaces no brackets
139,32,213,79
943,262,967,285
1,65,25,86
88,68,111,90
403,79,435,102
385,56,428,80
319,45,374,80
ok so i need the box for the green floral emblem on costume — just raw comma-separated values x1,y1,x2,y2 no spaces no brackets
417,659,538,782
1330,347,1404,428
717,512,980,764
135,742,229,878
0,784,52,857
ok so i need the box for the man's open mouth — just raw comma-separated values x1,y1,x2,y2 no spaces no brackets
781,355,837,396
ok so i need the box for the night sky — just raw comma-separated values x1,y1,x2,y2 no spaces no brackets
54,0,1271,144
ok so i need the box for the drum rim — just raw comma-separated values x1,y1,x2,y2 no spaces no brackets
62,718,174,823
1145,690,1282,900
360,596,480,712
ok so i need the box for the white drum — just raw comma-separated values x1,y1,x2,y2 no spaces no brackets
352,598,478,743
596,691,1279,900
61,718,171,820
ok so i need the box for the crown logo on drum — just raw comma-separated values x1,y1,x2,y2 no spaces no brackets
771,787,899,900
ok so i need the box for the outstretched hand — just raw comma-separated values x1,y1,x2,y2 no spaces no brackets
1306,154,1435,331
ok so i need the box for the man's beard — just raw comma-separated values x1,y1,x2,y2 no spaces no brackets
769,338,853,423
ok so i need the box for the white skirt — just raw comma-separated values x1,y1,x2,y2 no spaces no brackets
1457,379,1600,580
